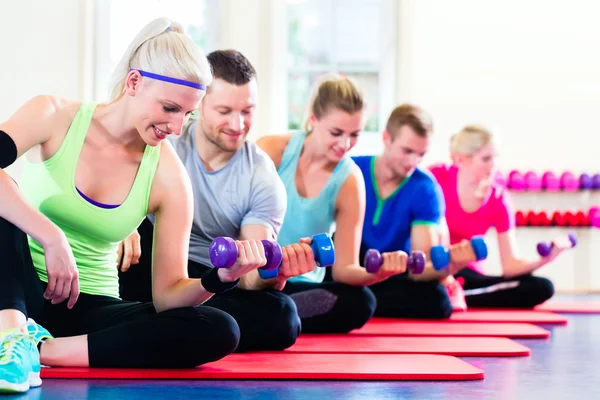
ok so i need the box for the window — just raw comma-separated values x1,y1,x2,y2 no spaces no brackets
287,0,385,133
93,0,220,101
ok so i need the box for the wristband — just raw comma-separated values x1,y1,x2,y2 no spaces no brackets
201,267,240,294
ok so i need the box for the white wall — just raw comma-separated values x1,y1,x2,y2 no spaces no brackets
372,0,600,175
0,0,90,179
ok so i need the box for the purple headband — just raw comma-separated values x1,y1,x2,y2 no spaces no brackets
130,68,206,91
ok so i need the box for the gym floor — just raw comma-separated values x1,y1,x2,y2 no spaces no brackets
7,294,599,400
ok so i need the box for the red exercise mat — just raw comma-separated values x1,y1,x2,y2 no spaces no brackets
449,309,567,325
276,335,530,357
40,353,484,381
535,301,600,314
351,319,550,339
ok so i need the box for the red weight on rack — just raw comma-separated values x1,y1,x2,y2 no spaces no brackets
537,211,552,227
515,211,528,226
563,211,577,227
551,211,566,227
527,211,540,226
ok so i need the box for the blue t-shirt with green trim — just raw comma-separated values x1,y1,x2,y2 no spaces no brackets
352,155,445,256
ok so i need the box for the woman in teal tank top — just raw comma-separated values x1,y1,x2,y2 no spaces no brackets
0,18,267,393
258,75,406,334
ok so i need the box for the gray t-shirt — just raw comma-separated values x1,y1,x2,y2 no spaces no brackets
151,120,287,267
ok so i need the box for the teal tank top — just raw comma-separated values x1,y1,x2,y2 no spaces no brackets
277,132,355,283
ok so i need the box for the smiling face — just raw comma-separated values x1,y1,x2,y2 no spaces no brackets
309,107,365,162
197,77,258,153
125,71,205,146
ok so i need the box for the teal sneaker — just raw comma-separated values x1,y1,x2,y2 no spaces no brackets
0,330,40,394
25,319,53,347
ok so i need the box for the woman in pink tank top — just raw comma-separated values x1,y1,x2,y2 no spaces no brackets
429,124,572,309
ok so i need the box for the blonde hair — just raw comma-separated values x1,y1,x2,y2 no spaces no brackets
109,17,212,101
450,124,493,156
303,74,364,132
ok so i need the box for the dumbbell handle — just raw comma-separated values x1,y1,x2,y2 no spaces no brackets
259,232,336,279
430,236,488,271
364,250,426,274
536,233,577,257
209,237,282,270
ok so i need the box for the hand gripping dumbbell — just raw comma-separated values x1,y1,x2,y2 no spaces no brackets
209,233,336,279
536,233,577,257
430,236,488,271
363,249,426,274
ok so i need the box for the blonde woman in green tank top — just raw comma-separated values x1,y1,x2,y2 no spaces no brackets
0,18,273,394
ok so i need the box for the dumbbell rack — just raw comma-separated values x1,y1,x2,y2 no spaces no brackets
503,170,600,227
482,170,600,293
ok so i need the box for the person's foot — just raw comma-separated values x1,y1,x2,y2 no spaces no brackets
0,330,41,393
446,277,468,312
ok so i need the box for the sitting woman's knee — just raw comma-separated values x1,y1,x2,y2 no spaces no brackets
167,306,240,367
528,276,555,307
338,286,377,332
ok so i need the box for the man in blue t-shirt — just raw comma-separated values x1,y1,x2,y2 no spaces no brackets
352,104,471,318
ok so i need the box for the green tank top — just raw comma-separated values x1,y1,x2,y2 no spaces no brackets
19,102,161,298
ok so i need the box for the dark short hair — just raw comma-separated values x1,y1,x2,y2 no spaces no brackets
206,50,256,86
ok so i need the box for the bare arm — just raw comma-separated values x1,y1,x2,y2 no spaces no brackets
150,146,235,312
497,229,552,278
255,134,291,169
329,169,396,286
0,96,84,307
0,96,73,246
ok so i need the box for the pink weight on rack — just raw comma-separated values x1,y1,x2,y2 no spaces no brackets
508,170,526,191
524,171,542,191
542,171,560,192
560,172,579,192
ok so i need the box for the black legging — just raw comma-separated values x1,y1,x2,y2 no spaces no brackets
282,280,377,333
368,274,453,319
355,244,453,319
119,218,301,352
0,216,239,368
456,268,554,308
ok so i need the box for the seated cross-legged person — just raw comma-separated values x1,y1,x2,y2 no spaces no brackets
429,124,570,309
119,50,316,352
0,18,244,394
353,104,477,319
258,75,412,333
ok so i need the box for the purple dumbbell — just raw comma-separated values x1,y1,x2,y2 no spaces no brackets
580,173,593,190
592,174,600,189
363,249,426,274
209,237,282,271
536,233,577,257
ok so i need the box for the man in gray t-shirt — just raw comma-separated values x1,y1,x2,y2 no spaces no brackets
119,50,314,352
162,119,286,268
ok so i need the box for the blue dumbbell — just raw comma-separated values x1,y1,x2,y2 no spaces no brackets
258,233,335,279
430,236,488,271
